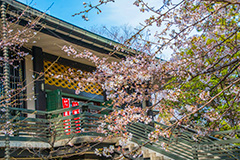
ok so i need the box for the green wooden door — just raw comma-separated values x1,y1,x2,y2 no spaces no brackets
46,89,62,111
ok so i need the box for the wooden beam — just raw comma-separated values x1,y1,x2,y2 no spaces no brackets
32,46,46,112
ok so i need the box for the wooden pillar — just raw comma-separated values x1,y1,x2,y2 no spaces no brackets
25,54,35,117
32,46,46,111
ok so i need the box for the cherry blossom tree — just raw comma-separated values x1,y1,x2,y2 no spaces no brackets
0,3,42,131
0,4,51,159
67,1,240,157
1,0,238,159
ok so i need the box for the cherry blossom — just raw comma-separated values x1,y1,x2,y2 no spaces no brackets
65,0,240,158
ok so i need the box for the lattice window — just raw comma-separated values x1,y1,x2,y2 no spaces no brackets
44,61,103,95
0,56,25,109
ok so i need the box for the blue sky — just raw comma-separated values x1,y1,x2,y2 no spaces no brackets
16,0,150,29
16,0,172,59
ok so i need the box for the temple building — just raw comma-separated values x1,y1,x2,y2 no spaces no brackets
0,0,239,159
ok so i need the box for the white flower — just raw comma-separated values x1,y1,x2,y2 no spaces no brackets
199,91,210,101
94,148,102,156
185,105,193,112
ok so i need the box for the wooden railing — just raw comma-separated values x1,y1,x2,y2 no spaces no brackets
48,103,108,141
0,105,239,159
127,122,240,160
0,102,112,145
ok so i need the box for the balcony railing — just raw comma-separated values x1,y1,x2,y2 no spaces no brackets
0,102,112,147
0,104,239,159
127,122,240,160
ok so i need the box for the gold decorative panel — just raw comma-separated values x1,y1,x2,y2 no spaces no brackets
44,61,103,95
